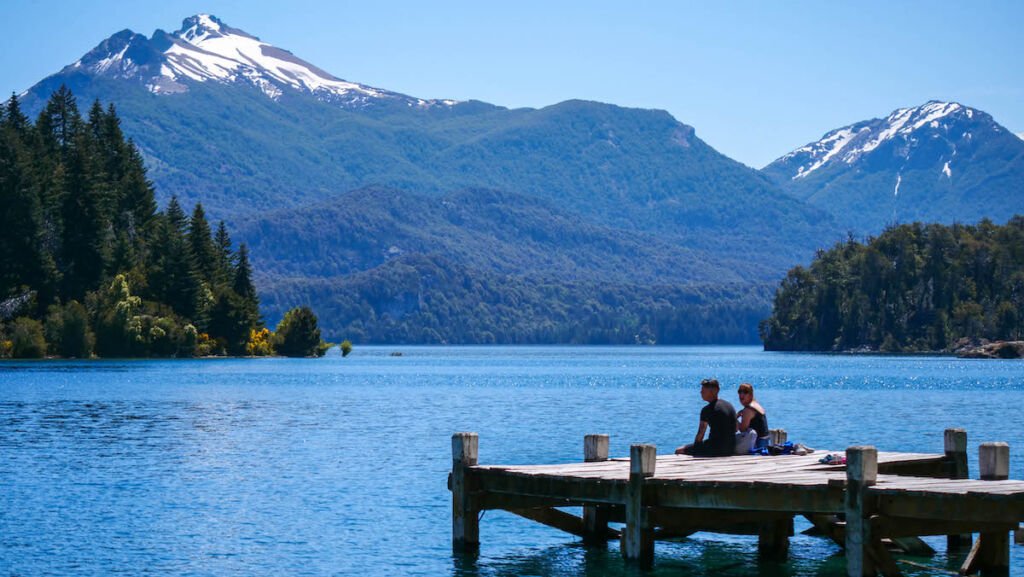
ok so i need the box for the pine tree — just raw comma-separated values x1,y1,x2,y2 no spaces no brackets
213,220,233,286
188,203,217,284
233,244,258,302
148,196,198,319
2,94,30,137
0,126,50,300
59,118,109,301
36,85,80,159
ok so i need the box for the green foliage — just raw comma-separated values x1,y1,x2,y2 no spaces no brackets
0,87,264,357
761,218,1024,351
44,300,94,358
10,316,46,358
340,339,352,357
261,254,772,344
273,306,325,357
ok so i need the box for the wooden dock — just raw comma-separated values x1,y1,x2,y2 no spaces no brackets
449,429,1024,576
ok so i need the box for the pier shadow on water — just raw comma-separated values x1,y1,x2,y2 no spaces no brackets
452,533,969,577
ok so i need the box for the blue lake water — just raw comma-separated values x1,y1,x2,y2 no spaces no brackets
1,346,1023,576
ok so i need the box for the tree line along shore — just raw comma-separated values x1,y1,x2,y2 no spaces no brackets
761,218,1024,355
0,87,340,358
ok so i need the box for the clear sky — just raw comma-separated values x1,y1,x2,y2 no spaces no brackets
2,0,1022,168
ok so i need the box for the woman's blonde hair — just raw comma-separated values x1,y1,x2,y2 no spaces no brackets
737,383,754,395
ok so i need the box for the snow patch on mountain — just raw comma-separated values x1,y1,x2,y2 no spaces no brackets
68,14,455,109
775,101,986,180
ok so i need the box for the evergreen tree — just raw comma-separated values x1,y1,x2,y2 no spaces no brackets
2,93,30,136
273,306,324,357
35,85,80,159
233,243,257,301
149,203,198,319
0,126,49,300
188,203,217,284
213,220,233,285
59,121,109,301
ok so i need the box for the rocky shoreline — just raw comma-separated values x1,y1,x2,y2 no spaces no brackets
953,340,1024,359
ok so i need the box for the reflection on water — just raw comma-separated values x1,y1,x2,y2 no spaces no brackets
1,346,1022,576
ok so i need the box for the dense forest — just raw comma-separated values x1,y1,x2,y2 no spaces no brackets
0,87,326,358
262,253,774,344
760,218,1024,352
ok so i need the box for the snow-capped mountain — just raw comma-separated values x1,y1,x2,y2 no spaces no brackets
63,14,453,108
763,101,1024,232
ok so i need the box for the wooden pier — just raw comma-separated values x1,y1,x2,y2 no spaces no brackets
449,429,1024,576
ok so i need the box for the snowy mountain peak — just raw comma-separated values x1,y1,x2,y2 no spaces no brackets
177,14,232,43
64,14,455,109
768,100,1001,180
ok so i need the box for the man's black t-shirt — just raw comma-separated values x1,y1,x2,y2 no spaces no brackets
694,398,737,457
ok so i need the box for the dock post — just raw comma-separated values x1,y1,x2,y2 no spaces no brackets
769,429,788,445
962,442,1010,576
758,517,792,561
452,432,480,552
845,446,878,577
622,443,655,567
582,434,610,544
944,428,972,552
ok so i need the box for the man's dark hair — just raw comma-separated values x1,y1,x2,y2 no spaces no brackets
700,378,720,390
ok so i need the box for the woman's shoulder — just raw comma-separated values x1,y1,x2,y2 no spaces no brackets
751,400,766,415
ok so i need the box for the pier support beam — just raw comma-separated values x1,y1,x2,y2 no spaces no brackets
452,432,480,552
846,446,897,577
582,434,610,545
758,516,793,561
962,442,1010,577
622,443,655,567
945,428,973,553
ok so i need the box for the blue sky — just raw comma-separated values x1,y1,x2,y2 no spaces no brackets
1,0,1021,168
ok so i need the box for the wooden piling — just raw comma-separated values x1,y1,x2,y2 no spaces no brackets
962,442,1011,576
845,446,878,577
622,443,655,567
582,434,610,544
758,516,793,561
452,432,480,551
770,429,788,445
944,428,972,552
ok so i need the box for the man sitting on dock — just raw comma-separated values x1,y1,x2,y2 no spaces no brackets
675,378,737,457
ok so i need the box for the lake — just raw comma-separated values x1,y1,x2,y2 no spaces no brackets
2,346,1022,576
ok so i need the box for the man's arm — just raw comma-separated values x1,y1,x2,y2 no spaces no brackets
737,408,754,432
693,420,708,445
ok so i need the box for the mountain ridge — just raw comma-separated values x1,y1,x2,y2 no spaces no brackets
763,100,1024,233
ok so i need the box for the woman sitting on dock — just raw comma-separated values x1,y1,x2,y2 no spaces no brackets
734,382,770,454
